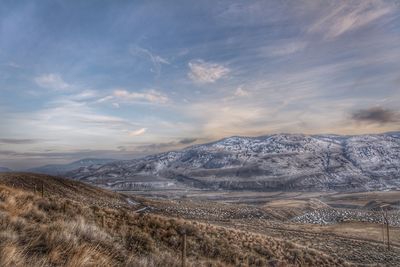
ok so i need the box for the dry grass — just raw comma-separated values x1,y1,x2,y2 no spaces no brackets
0,173,350,266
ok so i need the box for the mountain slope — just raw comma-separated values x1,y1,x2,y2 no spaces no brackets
0,172,131,208
68,133,400,192
28,158,117,175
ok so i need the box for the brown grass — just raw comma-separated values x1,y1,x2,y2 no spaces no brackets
0,173,350,266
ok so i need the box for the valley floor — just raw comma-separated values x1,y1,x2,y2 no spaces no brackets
131,189,400,266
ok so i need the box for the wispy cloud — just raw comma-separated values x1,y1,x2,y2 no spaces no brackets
6,62,22,68
188,102,266,137
129,127,147,136
234,86,250,97
71,90,99,101
97,89,169,107
8,99,140,143
0,138,41,144
129,46,170,76
308,0,394,39
188,60,230,83
261,41,307,57
34,73,70,90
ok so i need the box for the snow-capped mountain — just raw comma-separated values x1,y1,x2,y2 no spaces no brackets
67,132,400,192
28,158,117,176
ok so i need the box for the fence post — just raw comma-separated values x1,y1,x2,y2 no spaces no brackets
41,182,44,198
181,232,187,267
385,210,390,250
381,207,390,250
382,214,385,245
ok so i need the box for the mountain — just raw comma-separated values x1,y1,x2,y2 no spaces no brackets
0,167,12,172
68,132,400,192
28,158,117,176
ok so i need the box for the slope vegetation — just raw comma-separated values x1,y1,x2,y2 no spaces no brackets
0,173,348,266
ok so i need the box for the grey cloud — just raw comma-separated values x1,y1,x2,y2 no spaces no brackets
0,138,41,144
351,107,399,124
179,138,197,144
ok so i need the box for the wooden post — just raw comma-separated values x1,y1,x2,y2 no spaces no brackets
384,210,390,250
41,182,44,198
181,232,187,267
381,207,390,250
382,214,385,245
386,219,390,250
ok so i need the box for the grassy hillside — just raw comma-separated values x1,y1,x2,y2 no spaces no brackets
0,173,350,266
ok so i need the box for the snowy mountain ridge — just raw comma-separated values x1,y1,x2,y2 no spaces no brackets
68,132,400,192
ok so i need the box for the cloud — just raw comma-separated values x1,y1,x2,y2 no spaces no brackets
71,90,99,100
15,99,139,140
351,107,399,124
6,62,22,68
188,60,230,83
261,41,307,57
130,46,169,76
112,89,169,104
97,89,169,106
234,87,250,97
0,138,40,144
309,0,394,39
179,138,197,144
129,128,147,136
188,102,266,137
127,138,199,154
34,73,69,90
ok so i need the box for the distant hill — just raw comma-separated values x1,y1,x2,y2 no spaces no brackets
28,158,117,176
0,172,131,208
68,132,400,192
0,167,12,172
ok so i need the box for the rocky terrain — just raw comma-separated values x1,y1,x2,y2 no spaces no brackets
68,132,400,192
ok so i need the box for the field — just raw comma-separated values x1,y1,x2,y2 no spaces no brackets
129,189,400,266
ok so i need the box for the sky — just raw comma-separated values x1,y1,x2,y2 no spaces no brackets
0,0,400,169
